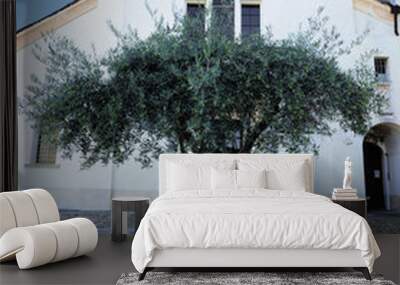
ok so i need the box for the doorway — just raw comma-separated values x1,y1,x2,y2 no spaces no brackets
364,122,400,235
363,141,385,211
363,122,400,213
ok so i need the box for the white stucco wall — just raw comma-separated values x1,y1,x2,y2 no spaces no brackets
17,0,128,209
17,0,400,210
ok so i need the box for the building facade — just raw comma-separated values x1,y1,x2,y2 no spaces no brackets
17,0,400,210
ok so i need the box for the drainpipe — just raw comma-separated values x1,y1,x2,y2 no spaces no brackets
390,5,399,36
382,1,400,36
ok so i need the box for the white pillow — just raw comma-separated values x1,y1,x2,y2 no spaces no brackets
166,159,236,192
211,168,236,191
167,162,211,191
238,159,308,191
211,169,268,191
236,169,267,189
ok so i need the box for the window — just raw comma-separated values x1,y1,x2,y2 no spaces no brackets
187,4,205,19
187,3,205,27
241,4,260,37
36,132,57,164
374,57,389,83
212,0,234,39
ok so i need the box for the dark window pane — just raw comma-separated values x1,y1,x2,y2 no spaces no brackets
212,0,234,39
213,0,232,5
241,4,260,38
187,4,204,18
186,3,206,38
187,4,205,27
374,58,387,75
374,57,389,82
36,132,57,164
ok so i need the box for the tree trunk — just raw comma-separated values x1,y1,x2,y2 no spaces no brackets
241,122,268,153
178,136,186,153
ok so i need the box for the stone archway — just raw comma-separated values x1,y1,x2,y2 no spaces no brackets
363,122,400,212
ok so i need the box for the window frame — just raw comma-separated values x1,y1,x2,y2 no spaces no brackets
374,57,389,83
241,3,261,38
36,134,56,164
211,0,235,39
25,130,60,169
186,3,206,30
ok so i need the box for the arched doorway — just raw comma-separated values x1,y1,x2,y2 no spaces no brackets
363,122,400,213
363,141,385,211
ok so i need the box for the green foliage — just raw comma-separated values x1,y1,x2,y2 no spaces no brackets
22,7,386,168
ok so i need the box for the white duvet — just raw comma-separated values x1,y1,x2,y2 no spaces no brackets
131,190,380,273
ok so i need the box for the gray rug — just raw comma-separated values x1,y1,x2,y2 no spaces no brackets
116,272,396,285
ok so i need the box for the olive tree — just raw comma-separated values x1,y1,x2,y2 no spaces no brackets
22,8,386,168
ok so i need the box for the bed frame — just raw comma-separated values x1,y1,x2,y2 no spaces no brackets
139,154,371,281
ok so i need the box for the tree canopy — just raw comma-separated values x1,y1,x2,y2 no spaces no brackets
22,8,386,168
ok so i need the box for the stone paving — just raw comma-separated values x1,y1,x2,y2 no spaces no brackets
60,209,137,234
367,210,400,234
60,209,400,234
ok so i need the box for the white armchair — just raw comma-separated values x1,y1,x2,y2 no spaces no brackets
0,189,98,269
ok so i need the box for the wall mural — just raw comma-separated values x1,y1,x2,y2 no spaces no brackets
22,8,384,168
16,0,400,234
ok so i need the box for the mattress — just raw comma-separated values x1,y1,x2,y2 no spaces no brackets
131,190,380,273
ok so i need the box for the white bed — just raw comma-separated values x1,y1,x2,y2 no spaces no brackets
131,154,380,280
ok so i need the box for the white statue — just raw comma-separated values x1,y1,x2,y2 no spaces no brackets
342,156,352,190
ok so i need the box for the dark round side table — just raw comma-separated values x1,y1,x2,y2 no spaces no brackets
331,197,367,218
111,196,150,242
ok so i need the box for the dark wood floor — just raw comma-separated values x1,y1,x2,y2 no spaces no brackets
0,235,133,285
1,234,399,285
